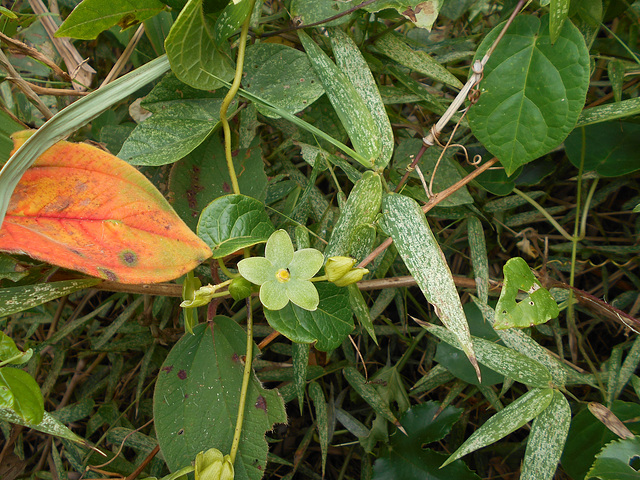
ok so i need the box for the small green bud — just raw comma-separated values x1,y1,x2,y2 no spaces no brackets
195,448,234,480
333,267,369,287
325,256,356,282
228,277,253,301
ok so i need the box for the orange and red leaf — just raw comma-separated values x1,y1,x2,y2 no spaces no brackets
0,131,212,283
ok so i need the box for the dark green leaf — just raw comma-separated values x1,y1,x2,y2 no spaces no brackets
565,122,640,177
587,436,640,480
263,282,353,351
56,0,165,40
0,279,99,317
153,320,287,479
373,402,481,480
197,194,274,259
164,0,234,90
468,15,590,175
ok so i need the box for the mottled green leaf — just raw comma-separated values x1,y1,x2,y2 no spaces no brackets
309,382,328,476
374,33,463,89
0,279,99,317
577,97,640,127
0,408,86,444
521,390,571,480
382,193,479,379
290,0,359,27
549,0,570,44
442,388,554,467
343,366,402,429
468,15,589,175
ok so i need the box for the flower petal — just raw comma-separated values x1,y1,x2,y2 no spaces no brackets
238,257,276,285
288,248,324,280
260,281,290,310
286,279,319,311
265,230,294,269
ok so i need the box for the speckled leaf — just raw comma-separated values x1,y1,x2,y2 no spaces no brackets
420,323,552,388
164,0,235,90
0,279,99,317
373,33,463,89
292,342,309,413
0,408,86,444
56,0,165,40
565,122,640,177
495,257,559,329
467,217,489,304
214,0,252,45
442,388,554,467
549,0,570,43
468,15,589,175
290,0,360,27
382,193,479,380
197,194,274,259
309,382,328,476
154,320,287,480
328,28,393,168
0,132,212,283
243,43,324,119
576,97,640,127
325,171,382,259
263,282,353,351
299,30,381,168
118,75,227,166
169,135,268,231
521,390,570,480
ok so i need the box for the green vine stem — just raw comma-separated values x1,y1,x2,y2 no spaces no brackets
512,188,574,242
219,1,256,196
229,297,254,464
222,3,257,466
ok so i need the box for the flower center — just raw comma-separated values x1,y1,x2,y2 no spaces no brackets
276,268,290,283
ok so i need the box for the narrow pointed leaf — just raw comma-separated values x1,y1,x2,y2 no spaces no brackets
292,342,309,413
420,322,552,388
521,390,571,480
467,216,489,304
468,15,589,175
382,193,480,380
325,171,382,259
328,28,394,168
0,408,86,444
298,30,381,168
549,0,570,44
576,97,640,127
309,382,328,477
0,279,99,317
0,132,212,283
442,388,553,467
373,33,463,89
154,320,287,480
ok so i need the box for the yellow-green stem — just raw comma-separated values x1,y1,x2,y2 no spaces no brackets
229,297,254,464
0,353,24,368
512,188,573,241
219,2,255,196
218,258,240,279
226,7,257,464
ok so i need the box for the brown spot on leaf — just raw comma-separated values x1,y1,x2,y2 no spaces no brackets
120,250,138,267
99,268,118,281
177,370,187,380
222,182,231,193
255,395,267,412
162,365,174,373
117,13,140,29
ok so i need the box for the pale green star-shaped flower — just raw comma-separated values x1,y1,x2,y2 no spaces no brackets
237,230,324,311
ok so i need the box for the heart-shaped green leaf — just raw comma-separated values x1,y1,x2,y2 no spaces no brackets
197,194,274,259
468,15,589,175
153,320,287,480
263,282,353,351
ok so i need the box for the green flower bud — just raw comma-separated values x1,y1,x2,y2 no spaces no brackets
228,277,253,301
325,256,356,282
195,448,234,480
333,267,369,287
